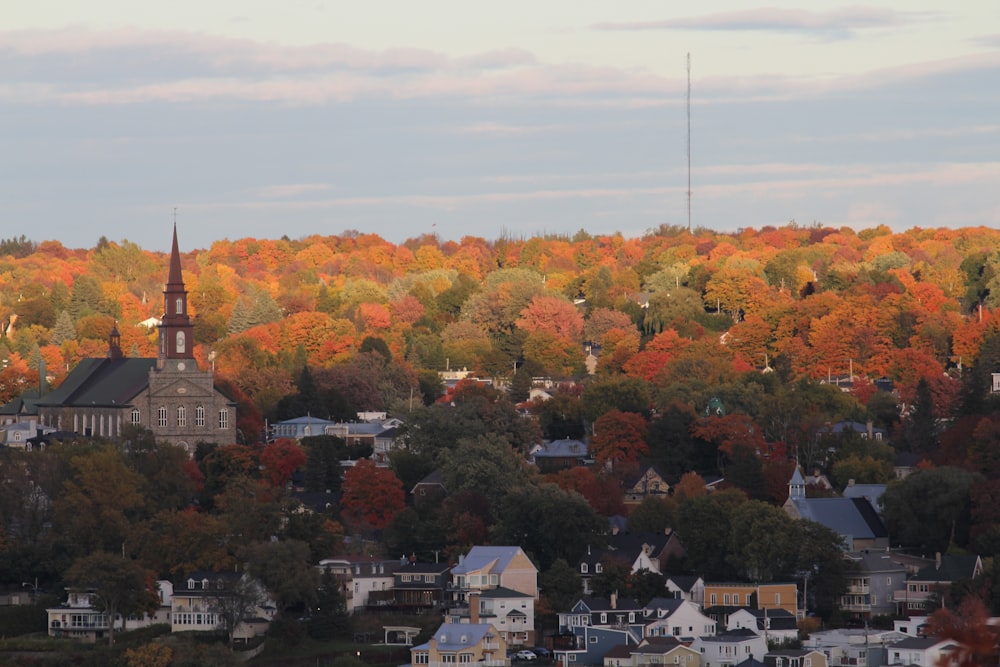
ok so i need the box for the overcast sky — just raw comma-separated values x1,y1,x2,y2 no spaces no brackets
3,1,999,252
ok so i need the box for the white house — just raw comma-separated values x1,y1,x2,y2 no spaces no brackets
691,628,767,667
47,580,172,642
887,637,962,667
642,598,716,640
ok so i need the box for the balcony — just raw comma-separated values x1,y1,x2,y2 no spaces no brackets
892,590,932,604
846,584,870,595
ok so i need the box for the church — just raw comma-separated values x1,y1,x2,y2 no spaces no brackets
31,228,236,452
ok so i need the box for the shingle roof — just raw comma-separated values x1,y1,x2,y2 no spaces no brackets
789,497,887,539
911,555,981,583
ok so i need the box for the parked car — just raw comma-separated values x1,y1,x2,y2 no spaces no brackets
515,650,538,661
532,648,552,660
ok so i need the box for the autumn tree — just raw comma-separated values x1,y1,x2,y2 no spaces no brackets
590,410,649,469
925,596,998,667
65,551,159,646
340,459,406,530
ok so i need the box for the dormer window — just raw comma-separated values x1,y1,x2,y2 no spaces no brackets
595,563,603,573
187,578,196,589
581,563,588,574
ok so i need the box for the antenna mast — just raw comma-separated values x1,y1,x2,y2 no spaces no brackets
686,53,692,232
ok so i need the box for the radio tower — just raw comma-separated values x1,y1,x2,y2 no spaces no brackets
686,53,692,232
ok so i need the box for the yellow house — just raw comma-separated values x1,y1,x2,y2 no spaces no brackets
411,623,508,667
703,582,798,617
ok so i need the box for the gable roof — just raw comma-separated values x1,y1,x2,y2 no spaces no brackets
415,623,498,651
453,546,536,575
533,439,588,459
36,357,157,408
911,554,982,583
788,496,887,540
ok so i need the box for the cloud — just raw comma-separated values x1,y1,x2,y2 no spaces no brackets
255,183,332,198
593,6,930,38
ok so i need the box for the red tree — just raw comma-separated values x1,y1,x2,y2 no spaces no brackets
590,410,649,468
259,439,307,488
341,459,406,530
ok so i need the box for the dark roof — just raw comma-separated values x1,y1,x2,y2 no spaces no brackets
911,555,981,583
0,390,44,417
36,357,157,408
788,496,887,540
603,644,635,659
666,575,701,593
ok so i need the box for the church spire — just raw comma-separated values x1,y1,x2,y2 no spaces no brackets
158,224,195,364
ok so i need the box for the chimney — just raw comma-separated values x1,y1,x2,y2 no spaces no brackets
469,592,480,624
867,421,874,440
935,552,941,570
610,591,617,610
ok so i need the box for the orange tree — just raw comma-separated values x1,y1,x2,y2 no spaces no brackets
341,459,405,530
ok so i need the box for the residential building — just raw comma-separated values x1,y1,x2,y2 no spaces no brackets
47,580,172,642
893,553,983,617
531,439,590,472
690,629,767,667
410,622,508,667
887,637,962,666
449,589,535,648
840,550,908,620
316,555,399,613
451,546,538,602
621,466,671,505
801,628,908,667
641,597,716,640
666,575,705,607
391,560,451,611
764,650,828,667
726,609,798,645
29,228,236,452
627,638,701,667
703,583,798,617
170,572,274,639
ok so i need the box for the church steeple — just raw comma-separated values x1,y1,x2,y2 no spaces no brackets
158,225,195,365
108,322,124,360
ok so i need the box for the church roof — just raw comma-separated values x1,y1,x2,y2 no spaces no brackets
788,496,887,540
35,357,157,408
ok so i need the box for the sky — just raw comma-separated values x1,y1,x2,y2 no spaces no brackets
3,1,1000,253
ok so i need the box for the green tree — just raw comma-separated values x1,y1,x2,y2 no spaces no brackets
50,310,77,346
589,560,630,599
245,540,319,611
309,567,351,641
65,551,158,646
538,558,583,615
626,497,674,534
881,467,983,552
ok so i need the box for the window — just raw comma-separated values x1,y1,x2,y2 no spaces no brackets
724,594,730,605
130,408,141,425
600,613,607,623
176,297,183,314
581,563,588,574
176,331,185,354
774,593,780,605
590,637,598,644
219,409,229,429
195,406,205,427
442,655,456,663
710,594,717,605
460,655,473,663
595,563,603,573
414,654,429,665
157,406,167,428
177,406,186,427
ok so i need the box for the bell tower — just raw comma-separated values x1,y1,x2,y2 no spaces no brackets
158,225,195,368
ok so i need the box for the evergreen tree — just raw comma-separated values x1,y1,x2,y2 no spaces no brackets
308,568,350,641
50,310,77,346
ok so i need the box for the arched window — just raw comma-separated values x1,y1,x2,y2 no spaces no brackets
157,406,167,428
130,408,141,425
177,405,186,427
176,331,186,354
195,406,205,427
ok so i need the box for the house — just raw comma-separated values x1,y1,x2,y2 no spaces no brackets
577,533,684,595
47,580,172,641
666,575,705,606
802,628,908,667
557,599,644,667
391,559,451,611
641,597,716,640
783,468,889,551
531,439,590,472
893,553,983,617
411,469,448,506
840,550,908,620
170,571,274,639
690,628,767,667
451,546,539,601
410,622,508,667
627,637,701,667
316,555,399,613
449,589,536,648
726,609,798,645
703,583,798,617
622,466,671,504
887,637,963,666
816,421,887,441
28,228,236,452
0,419,55,449
271,415,337,440
764,649,828,667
